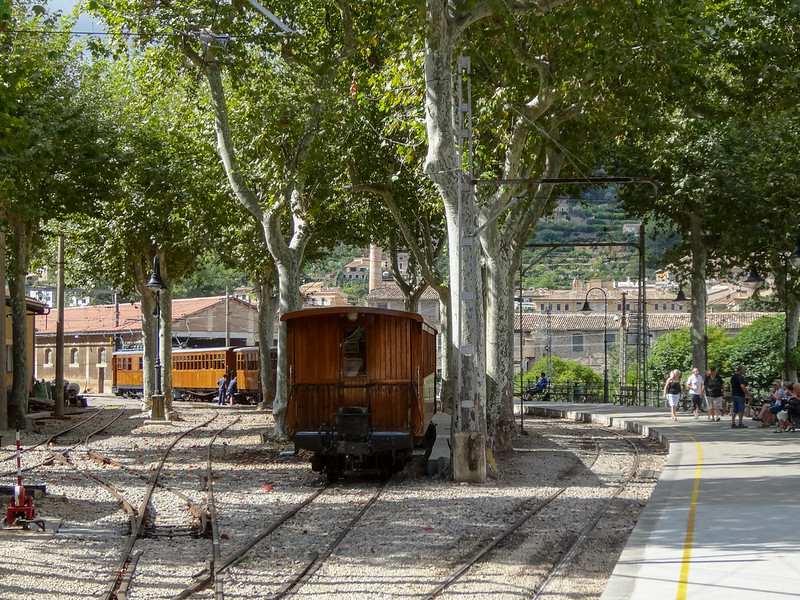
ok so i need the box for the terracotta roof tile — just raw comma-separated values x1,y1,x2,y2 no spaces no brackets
35,296,240,335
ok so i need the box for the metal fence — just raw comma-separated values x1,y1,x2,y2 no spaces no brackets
522,381,772,411
520,382,665,407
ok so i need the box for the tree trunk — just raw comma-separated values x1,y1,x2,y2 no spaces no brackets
787,296,799,382
688,214,708,373
137,286,157,402
437,292,454,413
201,56,313,438
483,251,517,453
255,270,279,411
7,217,32,428
0,222,7,431
268,211,306,438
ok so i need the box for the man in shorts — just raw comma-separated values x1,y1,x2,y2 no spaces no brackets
704,367,724,422
686,367,704,419
730,365,753,429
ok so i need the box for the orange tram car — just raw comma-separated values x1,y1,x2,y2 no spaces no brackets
112,346,276,404
282,306,438,480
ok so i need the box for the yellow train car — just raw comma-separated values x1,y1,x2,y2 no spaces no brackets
281,306,437,480
111,349,144,397
112,346,275,403
233,347,277,404
171,347,234,401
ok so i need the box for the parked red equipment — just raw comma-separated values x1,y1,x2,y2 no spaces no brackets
4,431,44,531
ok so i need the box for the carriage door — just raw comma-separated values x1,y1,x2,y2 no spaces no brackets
341,324,368,409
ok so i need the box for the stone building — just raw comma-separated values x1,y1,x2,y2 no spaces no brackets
515,310,779,378
364,281,441,330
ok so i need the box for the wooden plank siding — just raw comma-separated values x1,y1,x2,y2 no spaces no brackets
283,307,437,439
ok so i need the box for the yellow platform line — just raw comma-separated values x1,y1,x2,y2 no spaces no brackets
658,423,703,600
676,429,702,599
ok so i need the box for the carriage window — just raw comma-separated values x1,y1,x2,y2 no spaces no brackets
343,326,367,377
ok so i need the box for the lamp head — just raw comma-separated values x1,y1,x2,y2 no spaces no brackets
789,239,800,270
744,268,764,284
579,300,592,314
146,256,166,291
675,287,688,302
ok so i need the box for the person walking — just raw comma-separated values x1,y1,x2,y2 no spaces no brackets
663,369,682,421
217,373,229,406
704,367,724,422
226,372,237,405
730,365,753,428
686,367,704,419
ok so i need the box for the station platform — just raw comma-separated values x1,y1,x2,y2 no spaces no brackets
524,401,800,600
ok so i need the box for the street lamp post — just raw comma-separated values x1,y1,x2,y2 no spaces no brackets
580,287,609,403
146,256,166,397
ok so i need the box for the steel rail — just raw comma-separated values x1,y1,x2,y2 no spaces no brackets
101,413,220,600
533,428,642,598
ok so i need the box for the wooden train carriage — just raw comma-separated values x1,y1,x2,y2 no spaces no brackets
171,347,234,400
282,306,437,478
233,346,278,404
111,349,144,397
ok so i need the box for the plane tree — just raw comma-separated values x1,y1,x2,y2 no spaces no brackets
0,6,118,426
94,0,370,437
419,0,711,461
615,1,800,380
68,53,233,407
342,77,453,409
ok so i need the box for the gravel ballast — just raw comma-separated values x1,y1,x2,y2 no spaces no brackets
0,397,666,599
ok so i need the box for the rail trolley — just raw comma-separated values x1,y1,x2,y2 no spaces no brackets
111,346,276,404
281,306,437,480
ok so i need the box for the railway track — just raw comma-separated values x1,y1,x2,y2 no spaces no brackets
0,407,665,600
421,420,647,599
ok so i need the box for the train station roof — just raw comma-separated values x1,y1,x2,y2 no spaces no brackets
34,296,255,336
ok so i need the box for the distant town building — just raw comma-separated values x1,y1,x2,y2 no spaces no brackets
520,277,754,315
343,248,409,283
365,281,441,330
27,285,93,308
514,311,778,378
300,282,349,307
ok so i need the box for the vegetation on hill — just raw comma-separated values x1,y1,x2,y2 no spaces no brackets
520,189,681,290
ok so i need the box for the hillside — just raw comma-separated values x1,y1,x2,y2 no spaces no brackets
522,189,675,289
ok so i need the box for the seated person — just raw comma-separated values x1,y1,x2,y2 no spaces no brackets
775,407,792,432
757,379,786,427
526,372,549,400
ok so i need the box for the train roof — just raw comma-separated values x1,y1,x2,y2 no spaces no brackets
232,346,276,352
280,306,426,324
170,346,234,354
113,346,236,356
